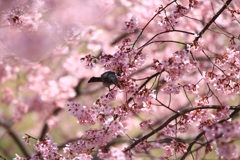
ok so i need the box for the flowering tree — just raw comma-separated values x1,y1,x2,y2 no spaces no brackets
0,0,240,159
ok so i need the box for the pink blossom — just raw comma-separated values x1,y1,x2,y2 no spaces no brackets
1,87,14,105
152,59,164,72
95,90,118,108
162,124,176,137
214,106,231,121
162,145,174,157
183,84,199,94
34,133,59,159
195,95,210,106
215,143,239,160
3,0,240,160
80,53,97,69
135,88,155,103
13,154,28,160
135,139,152,152
162,83,180,94
122,16,138,33
67,102,97,125
97,146,126,160
73,154,93,160
67,119,125,155
0,60,18,83
140,119,154,130
202,71,218,84
157,4,190,30
205,143,213,154
205,121,240,142
22,134,32,146
171,140,187,154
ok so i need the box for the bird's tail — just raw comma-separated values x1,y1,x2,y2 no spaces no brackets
88,77,102,83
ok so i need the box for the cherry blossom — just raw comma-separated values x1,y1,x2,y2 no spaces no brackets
1,0,240,160
122,16,138,33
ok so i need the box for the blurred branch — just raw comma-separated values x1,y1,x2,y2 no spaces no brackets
110,33,129,46
0,154,6,160
39,77,85,141
0,144,9,160
0,120,30,157
110,29,140,46
39,108,62,141
72,78,85,98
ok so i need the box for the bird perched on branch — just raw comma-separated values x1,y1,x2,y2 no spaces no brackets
88,71,120,90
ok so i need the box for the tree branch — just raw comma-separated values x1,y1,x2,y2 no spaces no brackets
0,120,30,157
124,105,240,152
195,0,233,42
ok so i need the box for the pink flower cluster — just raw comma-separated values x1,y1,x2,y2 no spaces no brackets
161,140,187,158
67,102,97,125
152,50,198,82
4,2,44,31
67,121,125,156
157,4,190,30
34,134,59,159
122,16,138,33
15,134,61,160
81,38,146,77
140,119,154,130
205,120,240,142
2,0,240,160
97,146,126,160
135,139,152,152
80,53,97,69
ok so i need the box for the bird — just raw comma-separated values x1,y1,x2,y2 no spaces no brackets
88,71,120,90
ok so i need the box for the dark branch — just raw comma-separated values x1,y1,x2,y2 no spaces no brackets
124,105,240,152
